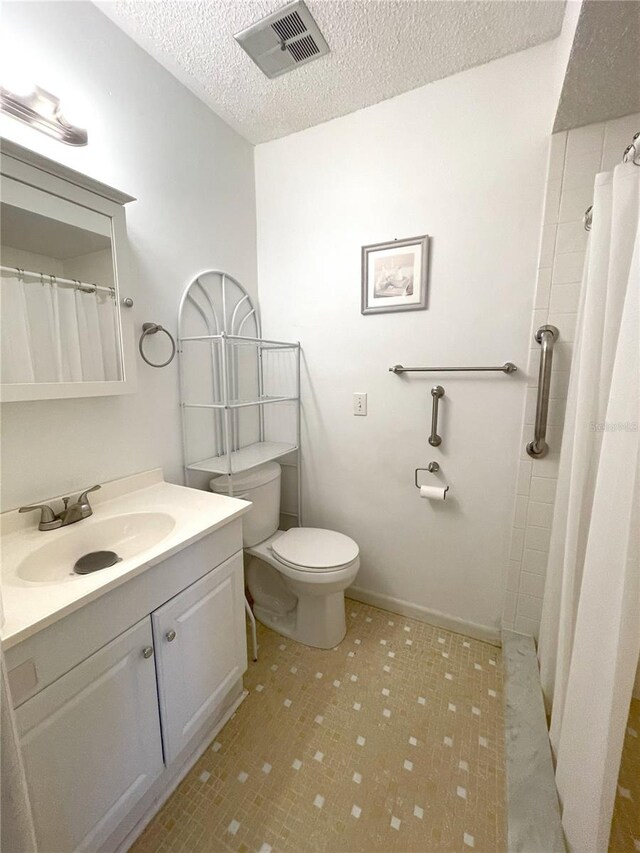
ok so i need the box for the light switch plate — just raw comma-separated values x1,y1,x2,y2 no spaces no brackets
353,392,367,416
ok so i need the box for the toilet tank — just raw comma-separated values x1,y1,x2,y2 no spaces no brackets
210,461,281,547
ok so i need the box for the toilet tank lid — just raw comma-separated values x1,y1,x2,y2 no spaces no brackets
272,527,359,570
210,461,281,493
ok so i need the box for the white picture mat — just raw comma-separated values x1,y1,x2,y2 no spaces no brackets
367,242,423,307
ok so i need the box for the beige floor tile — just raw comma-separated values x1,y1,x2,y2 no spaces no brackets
610,697,640,853
130,600,506,853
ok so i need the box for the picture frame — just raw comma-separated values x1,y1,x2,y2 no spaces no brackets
361,234,429,315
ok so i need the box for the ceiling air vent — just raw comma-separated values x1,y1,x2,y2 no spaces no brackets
234,0,330,79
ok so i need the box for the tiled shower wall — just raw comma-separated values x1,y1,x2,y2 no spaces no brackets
502,112,640,639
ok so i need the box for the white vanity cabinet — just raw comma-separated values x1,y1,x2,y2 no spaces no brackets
7,516,249,853
153,551,247,763
16,618,164,853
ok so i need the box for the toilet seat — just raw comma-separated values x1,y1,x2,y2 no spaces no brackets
270,527,359,572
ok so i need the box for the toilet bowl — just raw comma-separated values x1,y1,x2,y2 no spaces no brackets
210,462,359,649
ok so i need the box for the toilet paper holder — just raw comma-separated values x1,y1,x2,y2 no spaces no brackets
414,461,440,488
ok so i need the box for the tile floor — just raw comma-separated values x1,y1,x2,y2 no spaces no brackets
131,600,506,853
610,697,640,853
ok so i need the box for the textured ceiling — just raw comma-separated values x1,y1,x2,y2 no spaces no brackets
554,0,640,132
97,1,565,143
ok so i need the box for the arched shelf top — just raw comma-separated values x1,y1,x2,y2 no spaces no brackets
178,270,260,340
177,267,301,497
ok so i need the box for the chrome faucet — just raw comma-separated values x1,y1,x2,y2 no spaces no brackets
19,485,101,531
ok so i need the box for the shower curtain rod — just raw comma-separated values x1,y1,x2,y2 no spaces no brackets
0,265,115,296
584,130,639,231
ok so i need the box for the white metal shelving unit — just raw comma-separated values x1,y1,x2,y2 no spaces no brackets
177,271,301,661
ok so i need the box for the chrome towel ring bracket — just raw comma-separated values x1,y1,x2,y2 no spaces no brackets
138,322,176,368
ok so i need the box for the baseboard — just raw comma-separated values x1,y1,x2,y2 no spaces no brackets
347,585,501,646
108,685,248,853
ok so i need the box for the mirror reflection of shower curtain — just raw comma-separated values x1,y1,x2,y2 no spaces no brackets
538,161,640,853
0,275,120,384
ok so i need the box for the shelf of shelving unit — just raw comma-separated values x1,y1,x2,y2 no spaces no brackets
182,395,298,410
180,333,299,349
186,441,299,475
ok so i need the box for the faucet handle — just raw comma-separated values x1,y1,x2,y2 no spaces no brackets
18,504,61,530
76,484,101,507
74,486,101,518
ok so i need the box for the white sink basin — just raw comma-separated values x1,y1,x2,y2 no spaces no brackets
17,512,176,584
1,470,252,649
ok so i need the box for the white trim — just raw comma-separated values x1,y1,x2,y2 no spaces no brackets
347,586,501,646
0,138,135,204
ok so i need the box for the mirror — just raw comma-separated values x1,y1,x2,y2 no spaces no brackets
0,139,136,401
1,203,123,384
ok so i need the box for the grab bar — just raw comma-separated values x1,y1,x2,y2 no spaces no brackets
390,362,517,374
429,385,444,447
526,325,559,458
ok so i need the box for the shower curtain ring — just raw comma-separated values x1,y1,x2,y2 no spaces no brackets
623,136,640,165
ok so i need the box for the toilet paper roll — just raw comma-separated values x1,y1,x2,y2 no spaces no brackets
419,484,449,501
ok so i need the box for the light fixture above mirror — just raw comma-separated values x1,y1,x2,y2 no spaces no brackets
0,84,87,146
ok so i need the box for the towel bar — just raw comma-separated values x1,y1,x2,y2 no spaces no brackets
390,362,517,374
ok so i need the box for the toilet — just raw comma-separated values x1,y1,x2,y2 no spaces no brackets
210,462,359,649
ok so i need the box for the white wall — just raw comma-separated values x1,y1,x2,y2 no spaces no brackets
255,42,563,639
0,2,257,511
503,111,640,639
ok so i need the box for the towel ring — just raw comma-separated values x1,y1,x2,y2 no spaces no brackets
138,322,176,368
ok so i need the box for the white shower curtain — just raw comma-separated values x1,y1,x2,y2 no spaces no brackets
538,160,640,853
0,275,121,384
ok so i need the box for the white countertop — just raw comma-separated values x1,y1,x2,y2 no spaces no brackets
0,469,250,649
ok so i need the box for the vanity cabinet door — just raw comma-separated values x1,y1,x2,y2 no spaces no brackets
152,551,247,764
16,617,163,853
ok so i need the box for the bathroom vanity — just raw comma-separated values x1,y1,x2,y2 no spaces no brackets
1,469,251,852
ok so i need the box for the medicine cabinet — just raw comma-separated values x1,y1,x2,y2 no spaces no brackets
0,139,136,401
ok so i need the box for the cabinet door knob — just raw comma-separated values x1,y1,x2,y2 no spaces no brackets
142,646,154,659
166,630,177,642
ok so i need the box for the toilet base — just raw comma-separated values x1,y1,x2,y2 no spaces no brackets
245,531,358,650
253,604,297,640
253,590,347,649
294,589,347,648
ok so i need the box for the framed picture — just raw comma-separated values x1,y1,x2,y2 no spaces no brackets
361,234,429,315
